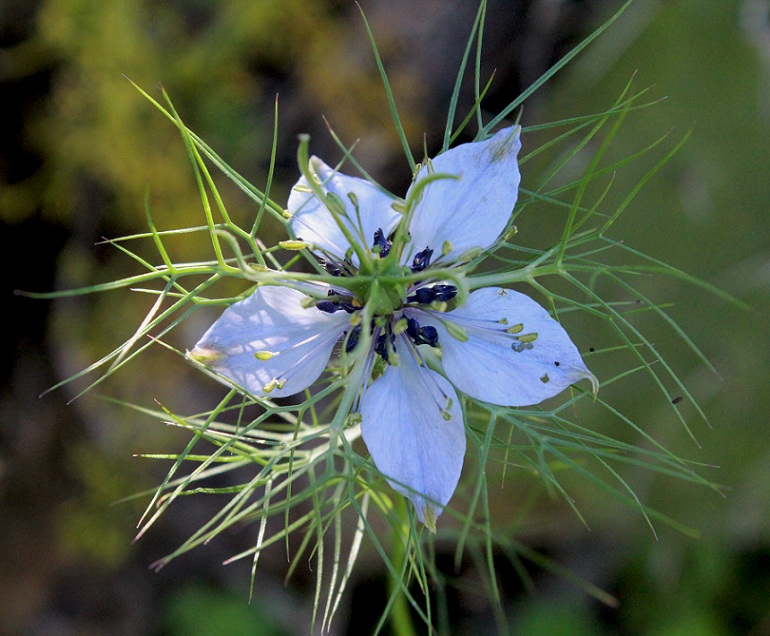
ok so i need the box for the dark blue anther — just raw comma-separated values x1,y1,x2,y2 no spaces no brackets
406,317,420,339
432,284,457,302
317,300,339,313
374,328,396,363
337,298,357,313
408,287,437,304
411,247,433,272
406,317,439,347
372,228,391,258
418,325,438,346
317,290,358,314
345,326,361,353
323,260,344,277
407,284,457,305
323,258,354,277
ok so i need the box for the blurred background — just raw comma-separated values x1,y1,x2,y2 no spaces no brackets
2,0,769,634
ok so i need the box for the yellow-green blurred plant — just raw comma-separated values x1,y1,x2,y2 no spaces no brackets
3,0,426,229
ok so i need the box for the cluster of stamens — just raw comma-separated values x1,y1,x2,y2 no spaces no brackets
315,227,456,364
309,227,541,369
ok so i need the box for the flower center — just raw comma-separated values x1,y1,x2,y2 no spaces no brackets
315,227,457,363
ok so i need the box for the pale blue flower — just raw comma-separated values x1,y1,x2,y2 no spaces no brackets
190,126,597,529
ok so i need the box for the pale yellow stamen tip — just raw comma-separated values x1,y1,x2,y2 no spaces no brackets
421,505,437,533
279,240,311,250
588,372,600,397
445,322,468,342
392,318,409,335
187,346,224,365
263,378,281,394
255,351,276,361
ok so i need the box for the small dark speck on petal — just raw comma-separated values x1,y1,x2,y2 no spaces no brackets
671,396,683,405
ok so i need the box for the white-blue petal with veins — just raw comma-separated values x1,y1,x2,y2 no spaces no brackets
404,125,521,266
421,287,597,406
360,340,465,529
288,156,401,264
190,286,350,398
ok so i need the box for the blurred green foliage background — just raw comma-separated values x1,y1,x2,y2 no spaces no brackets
2,0,769,634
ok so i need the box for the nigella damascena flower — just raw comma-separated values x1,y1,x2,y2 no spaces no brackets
189,126,597,530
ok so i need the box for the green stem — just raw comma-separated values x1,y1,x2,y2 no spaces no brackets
389,496,418,636
466,262,563,290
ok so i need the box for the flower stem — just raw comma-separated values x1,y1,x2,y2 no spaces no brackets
389,497,418,636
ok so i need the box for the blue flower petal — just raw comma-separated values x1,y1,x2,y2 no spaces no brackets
288,156,401,264
189,286,350,398
404,125,521,266
422,287,597,406
360,342,465,530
